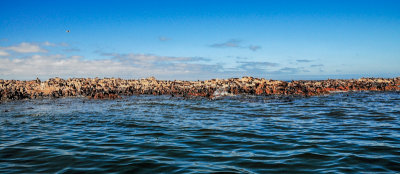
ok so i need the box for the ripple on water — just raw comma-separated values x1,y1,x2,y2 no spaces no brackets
1,92,400,173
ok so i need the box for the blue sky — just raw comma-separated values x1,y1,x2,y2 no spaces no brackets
1,0,399,80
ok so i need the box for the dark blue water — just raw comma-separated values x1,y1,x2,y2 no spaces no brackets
1,92,400,173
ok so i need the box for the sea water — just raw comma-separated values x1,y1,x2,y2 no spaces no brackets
1,92,400,173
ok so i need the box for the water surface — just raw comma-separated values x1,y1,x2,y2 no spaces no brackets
1,92,400,173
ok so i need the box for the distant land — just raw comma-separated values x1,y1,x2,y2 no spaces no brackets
1,76,399,101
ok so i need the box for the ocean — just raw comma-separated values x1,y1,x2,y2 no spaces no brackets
1,91,400,173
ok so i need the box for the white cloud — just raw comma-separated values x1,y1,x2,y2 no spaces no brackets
211,39,241,48
0,50,9,56
237,61,279,71
248,45,261,51
59,42,69,47
0,49,316,80
296,59,313,63
310,64,324,67
2,42,47,53
0,54,132,79
211,39,261,52
102,53,209,67
0,54,220,80
0,41,320,80
42,41,56,47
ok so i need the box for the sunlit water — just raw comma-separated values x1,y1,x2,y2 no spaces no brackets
1,92,400,173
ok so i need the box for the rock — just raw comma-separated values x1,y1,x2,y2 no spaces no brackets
0,76,399,101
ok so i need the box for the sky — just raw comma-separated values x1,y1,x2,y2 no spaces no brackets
0,0,399,80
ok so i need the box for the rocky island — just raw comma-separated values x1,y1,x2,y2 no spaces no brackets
0,77,399,101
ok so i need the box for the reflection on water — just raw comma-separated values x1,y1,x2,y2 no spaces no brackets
1,92,400,173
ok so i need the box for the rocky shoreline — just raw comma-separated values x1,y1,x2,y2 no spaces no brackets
0,77,399,101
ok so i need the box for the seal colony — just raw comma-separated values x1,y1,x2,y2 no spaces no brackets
0,77,399,101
